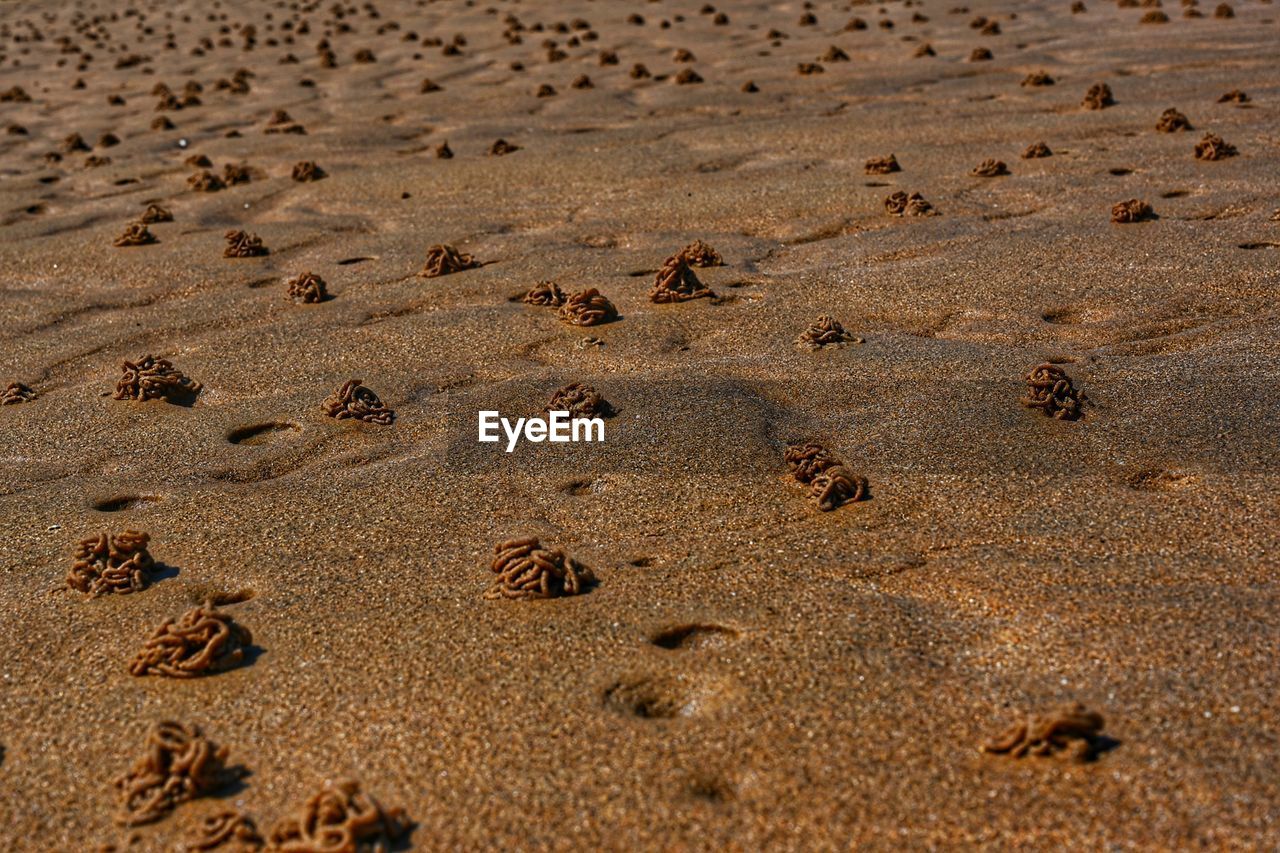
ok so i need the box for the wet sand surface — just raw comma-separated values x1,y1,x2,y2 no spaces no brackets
1,0,1278,849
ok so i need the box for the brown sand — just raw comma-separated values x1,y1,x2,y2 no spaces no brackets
1,0,1279,849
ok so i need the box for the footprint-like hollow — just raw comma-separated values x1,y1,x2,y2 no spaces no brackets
1123,468,1198,492
91,494,160,512
226,421,301,446
650,623,739,651
559,478,596,496
184,585,256,606
602,672,735,720
683,770,737,804
603,674,700,719
1041,307,1082,325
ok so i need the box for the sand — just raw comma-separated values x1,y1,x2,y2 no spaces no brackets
1,0,1278,849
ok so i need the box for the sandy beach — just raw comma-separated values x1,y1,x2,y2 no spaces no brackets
1,0,1278,849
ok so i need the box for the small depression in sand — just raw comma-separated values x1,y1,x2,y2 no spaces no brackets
1123,468,1200,492
650,623,740,651
182,584,257,606
226,421,302,446
91,494,161,513
602,672,736,720
1041,307,1083,325
559,477,599,496
683,770,738,804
